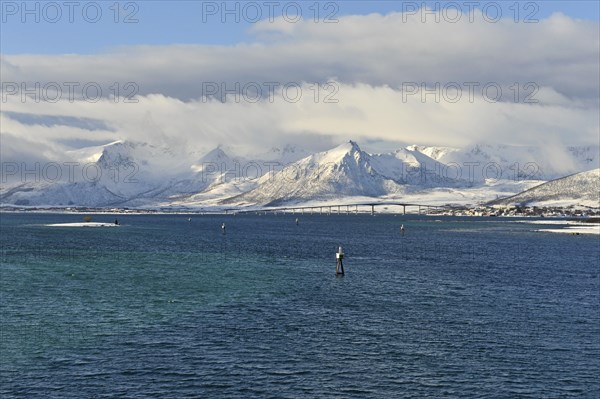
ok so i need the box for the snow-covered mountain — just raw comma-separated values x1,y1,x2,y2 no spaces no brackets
1,140,597,209
415,144,599,181
192,146,240,173
1,141,195,207
223,141,462,206
370,147,454,186
489,168,600,208
191,144,309,186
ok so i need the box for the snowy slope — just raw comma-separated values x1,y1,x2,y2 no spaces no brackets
416,144,599,181
370,147,457,186
1,141,195,207
223,141,409,206
192,146,241,173
489,168,600,208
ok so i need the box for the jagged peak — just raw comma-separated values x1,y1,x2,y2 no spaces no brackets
326,140,362,155
196,145,242,165
97,140,165,162
98,140,165,159
348,140,361,151
99,140,133,156
202,146,229,158
295,140,370,168
193,146,241,173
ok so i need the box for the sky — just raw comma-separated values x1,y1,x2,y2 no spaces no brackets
1,1,599,161
1,1,599,53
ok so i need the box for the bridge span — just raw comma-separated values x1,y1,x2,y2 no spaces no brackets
228,202,455,216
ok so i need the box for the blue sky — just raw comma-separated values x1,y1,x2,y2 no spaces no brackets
1,1,599,54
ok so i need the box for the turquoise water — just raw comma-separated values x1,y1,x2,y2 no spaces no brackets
1,213,598,398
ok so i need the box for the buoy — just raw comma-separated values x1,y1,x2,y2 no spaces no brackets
188,217,191,222
400,224,405,236
295,218,299,226
336,246,345,275
221,223,226,234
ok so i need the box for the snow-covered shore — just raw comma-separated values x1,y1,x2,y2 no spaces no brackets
537,225,600,235
522,220,600,235
45,222,120,228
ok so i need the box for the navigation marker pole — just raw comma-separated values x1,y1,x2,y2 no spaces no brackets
336,246,345,276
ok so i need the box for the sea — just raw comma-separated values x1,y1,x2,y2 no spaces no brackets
0,212,598,398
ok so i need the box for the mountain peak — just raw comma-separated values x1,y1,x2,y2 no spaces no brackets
327,140,362,155
348,140,360,150
198,146,230,162
97,140,137,166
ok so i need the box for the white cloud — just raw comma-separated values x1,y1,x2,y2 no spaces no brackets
1,10,598,162
2,83,597,164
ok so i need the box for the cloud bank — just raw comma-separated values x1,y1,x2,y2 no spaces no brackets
1,10,598,163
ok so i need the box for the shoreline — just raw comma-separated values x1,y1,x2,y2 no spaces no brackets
45,222,121,228
2,206,599,217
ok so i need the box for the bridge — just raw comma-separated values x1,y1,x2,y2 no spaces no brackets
226,201,454,216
